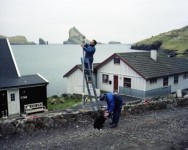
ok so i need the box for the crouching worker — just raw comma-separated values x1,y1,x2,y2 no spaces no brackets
100,92,123,128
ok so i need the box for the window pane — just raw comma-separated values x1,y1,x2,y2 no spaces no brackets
124,78,131,88
174,75,178,84
114,57,120,64
150,78,157,84
102,74,109,83
163,77,168,86
183,73,188,79
11,93,15,101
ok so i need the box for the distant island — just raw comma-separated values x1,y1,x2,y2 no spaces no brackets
0,35,36,45
109,41,121,44
131,25,188,55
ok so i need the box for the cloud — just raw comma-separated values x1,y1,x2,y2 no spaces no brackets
0,0,188,43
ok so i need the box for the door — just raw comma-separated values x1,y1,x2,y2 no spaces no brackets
114,75,118,92
7,89,20,115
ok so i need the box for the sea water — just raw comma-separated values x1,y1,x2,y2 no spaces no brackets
12,44,140,97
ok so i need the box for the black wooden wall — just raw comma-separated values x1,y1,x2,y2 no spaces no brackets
19,85,47,113
0,90,8,118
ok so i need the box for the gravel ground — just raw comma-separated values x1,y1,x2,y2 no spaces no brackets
1,107,188,150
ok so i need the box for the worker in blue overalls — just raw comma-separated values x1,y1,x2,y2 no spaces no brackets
100,92,123,128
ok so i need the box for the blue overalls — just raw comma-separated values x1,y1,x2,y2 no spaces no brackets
106,93,122,125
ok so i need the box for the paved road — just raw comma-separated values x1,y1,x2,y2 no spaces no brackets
1,106,188,150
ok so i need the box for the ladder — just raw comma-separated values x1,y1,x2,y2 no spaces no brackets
81,57,100,110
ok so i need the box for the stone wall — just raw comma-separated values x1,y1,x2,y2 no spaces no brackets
0,98,188,137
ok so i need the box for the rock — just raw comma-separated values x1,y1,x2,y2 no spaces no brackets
24,123,35,133
131,40,162,51
63,27,89,44
2,123,16,135
38,117,54,128
66,109,73,113
53,118,68,128
59,98,65,103
50,98,57,104
39,38,47,45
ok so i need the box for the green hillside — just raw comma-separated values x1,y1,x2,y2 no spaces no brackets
131,26,188,53
0,35,35,45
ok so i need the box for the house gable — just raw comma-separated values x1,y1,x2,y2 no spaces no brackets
95,53,146,79
63,65,82,78
0,38,21,78
63,63,100,78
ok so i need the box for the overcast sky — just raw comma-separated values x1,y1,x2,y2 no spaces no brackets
0,0,187,44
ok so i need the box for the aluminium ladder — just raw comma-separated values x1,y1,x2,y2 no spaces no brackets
81,58,100,110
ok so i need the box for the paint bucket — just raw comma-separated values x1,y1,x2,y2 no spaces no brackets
176,90,182,98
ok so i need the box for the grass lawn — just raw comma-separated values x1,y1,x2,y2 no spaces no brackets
47,96,82,111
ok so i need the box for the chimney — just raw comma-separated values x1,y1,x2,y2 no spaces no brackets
150,49,157,61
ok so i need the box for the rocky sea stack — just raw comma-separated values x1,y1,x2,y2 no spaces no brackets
63,27,89,44
131,25,188,55
39,38,48,45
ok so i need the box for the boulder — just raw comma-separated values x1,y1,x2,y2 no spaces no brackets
2,123,16,135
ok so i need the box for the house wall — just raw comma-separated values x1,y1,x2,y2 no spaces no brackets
146,74,188,93
66,69,84,94
170,74,188,92
19,85,47,113
146,78,164,91
66,69,98,95
97,59,146,92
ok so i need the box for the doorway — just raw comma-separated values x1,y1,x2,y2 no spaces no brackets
113,75,118,92
7,89,20,115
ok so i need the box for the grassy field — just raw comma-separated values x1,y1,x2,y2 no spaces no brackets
47,95,82,111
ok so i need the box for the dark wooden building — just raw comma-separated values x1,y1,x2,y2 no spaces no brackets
0,38,48,118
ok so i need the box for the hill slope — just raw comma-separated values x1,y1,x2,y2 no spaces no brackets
0,35,35,45
131,26,188,54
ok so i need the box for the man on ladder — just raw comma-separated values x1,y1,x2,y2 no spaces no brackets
80,37,98,110
81,37,97,81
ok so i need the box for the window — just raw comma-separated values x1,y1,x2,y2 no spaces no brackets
114,57,120,64
124,78,131,88
10,93,15,101
174,75,179,84
150,78,157,84
163,77,168,87
102,74,109,83
183,72,188,79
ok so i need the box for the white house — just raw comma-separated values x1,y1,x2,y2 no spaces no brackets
63,63,100,96
64,50,188,98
